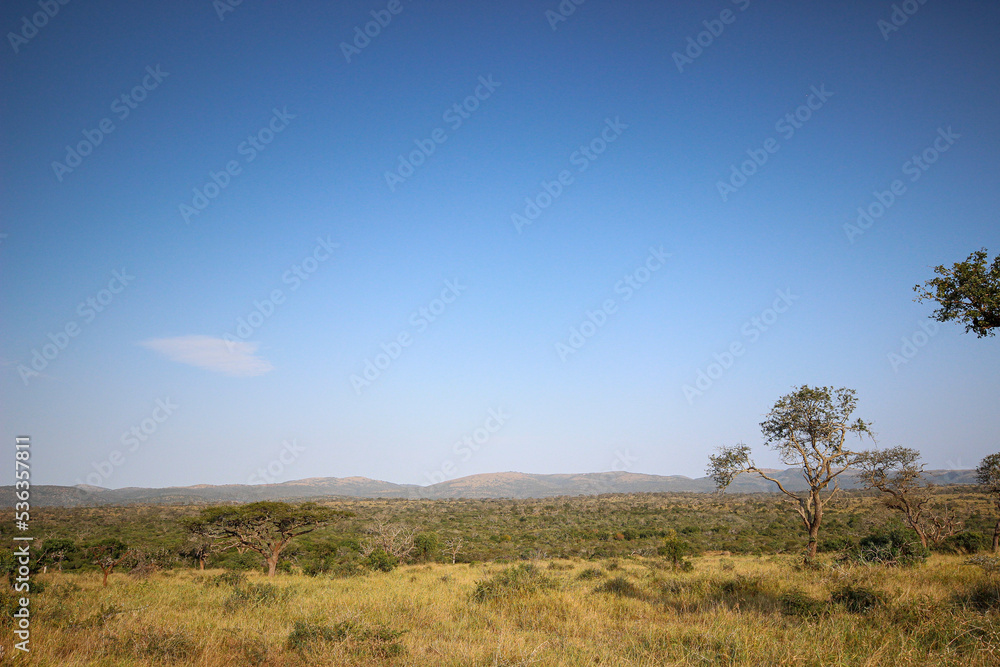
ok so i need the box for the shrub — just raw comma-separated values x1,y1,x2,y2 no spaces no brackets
965,555,1000,575
840,528,929,567
941,532,988,554
577,567,605,581
471,563,554,602
330,560,364,579
658,537,694,571
209,570,247,588
779,589,827,618
287,619,406,657
224,583,291,611
365,549,398,573
593,576,643,599
957,579,1000,611
832,585,884,613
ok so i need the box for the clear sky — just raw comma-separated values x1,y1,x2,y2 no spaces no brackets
2,0,998,490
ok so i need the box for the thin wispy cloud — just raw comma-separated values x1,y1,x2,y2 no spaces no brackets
140,336,273,377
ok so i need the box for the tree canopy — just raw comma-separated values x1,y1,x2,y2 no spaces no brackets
200,501,352,577
707,385,873,559
914,248,1000,337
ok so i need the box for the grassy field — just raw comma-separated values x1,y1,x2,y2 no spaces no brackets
3,553,998,666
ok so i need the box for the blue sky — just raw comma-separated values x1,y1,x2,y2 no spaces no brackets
2,0,998,489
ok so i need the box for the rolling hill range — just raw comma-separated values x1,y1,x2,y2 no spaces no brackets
3,468,978,507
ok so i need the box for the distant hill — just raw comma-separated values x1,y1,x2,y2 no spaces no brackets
2,468,979,508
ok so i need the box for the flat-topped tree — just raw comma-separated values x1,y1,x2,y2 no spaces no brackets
707,385,873,559
201,501,352,577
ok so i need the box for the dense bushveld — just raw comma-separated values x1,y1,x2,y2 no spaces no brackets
1,488,998,664
5,487,995,571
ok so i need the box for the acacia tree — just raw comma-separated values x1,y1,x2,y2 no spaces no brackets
201,501,351,577
914,248,1000,337
976,453,1000,552
88,538,131,587
855,446,961,548
707,385,873,559
179,517,215,570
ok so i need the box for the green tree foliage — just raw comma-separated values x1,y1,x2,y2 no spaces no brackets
200,501,351,577
707,385,873,559
976,453,1000,552
413,532,439,562
914,248,1000,337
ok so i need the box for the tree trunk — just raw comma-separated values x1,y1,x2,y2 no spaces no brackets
102,568,110,587
266,553,279,577
993,518,1000,553
199,556,206,571
805,490,823,560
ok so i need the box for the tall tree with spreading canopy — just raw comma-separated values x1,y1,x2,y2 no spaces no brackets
200,501,351,577
707,385,873,559
855,446,961,548
976,453,1000,552
914,248,1000,338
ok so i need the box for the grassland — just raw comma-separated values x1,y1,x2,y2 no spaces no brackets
3,553,999,666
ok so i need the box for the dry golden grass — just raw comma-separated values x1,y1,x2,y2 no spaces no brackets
3,554,998,666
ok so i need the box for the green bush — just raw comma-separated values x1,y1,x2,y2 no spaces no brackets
593,576,643,599
832,585,884,613
471,563,554,602
840,528,929,567
364,549,398,573
779,589,827,618
577,567,605,581
940,531,988,554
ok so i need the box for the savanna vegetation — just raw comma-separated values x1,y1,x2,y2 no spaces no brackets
2,480,999,665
